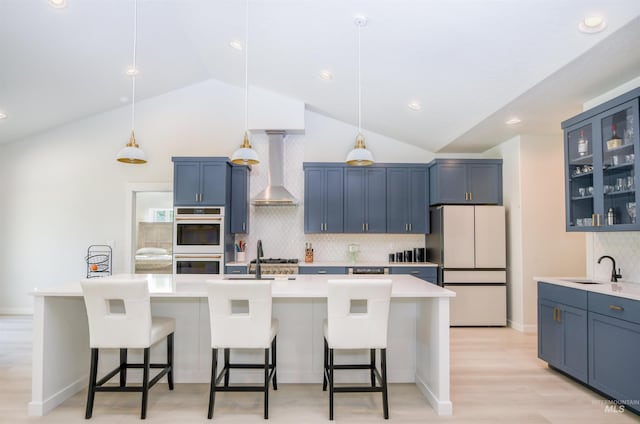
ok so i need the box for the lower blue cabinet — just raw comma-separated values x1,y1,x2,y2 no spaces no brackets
537,283,588,383
298,266,347,275
389,266,437,284
588,293,640,409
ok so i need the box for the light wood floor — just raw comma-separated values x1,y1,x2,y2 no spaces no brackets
1,315,639,423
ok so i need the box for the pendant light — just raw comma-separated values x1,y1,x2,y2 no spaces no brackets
117,0,147,164
346,15,374,166
231,0,259,165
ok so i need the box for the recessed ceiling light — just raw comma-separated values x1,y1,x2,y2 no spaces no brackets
579,15,606,33
319,70,333,81
126,67,139,76
505,117,522,125
0,112,7,120
229,40,243,51
49,0,66,8
407,101,422,111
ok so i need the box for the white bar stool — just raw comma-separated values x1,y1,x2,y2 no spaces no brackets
205,280,278,419
322,279,392,420
80,278,175,420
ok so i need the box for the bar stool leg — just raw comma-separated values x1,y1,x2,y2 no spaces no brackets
208,348,217,419
224,348,230,387
370,348,376,387
119,348,127,387
322,338,328,391
141,347,150,419
381,348,389,419
263,348,270,419
167,333,174,390
85,348,99,419
271,336,278,390
329,348,334,421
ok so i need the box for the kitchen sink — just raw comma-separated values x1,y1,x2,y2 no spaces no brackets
559,278,607,285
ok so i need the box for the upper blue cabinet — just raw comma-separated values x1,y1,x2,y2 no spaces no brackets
386,167,429,233
562,88,640,232
230,165,250,233
172,157,230,206
429,159,503,205
304,164,344,233
344,167,387,233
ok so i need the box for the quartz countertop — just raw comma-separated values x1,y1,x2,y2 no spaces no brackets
225,261,438,267
535,276,640,302
32,273,454,299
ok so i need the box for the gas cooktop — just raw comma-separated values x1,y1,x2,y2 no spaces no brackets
249,258,299,264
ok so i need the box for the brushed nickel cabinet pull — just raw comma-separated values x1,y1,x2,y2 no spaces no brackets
465,192,468,201
469,192,473,201
608,305,624,311
317,270,327,274
196,193,199,202
409,223,412,232
175,255,221,259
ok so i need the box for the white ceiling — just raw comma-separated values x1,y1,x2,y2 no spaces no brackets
1,0,640,153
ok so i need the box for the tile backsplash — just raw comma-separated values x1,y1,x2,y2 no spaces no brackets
589,232,640,282
232,134,425,263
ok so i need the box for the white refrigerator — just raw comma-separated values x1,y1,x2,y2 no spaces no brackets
426,205,507,326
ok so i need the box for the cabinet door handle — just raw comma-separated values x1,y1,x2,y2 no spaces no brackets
410,271,419,274
317,270,327,274
591,214,595,226
366,223,369,231
324,223,327,231
231,270,241,274
409,223,412,232
362,223,365,232
196,193,199,202
469,192,473,201
242,222,246,231
405,224,408,231
597,213,601,227
608,305,624,311
465,192,469,201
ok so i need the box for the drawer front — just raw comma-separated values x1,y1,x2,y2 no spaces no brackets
444,270,506,283
390,266,437,283
538,282,587,310
298,267,347,275
225,266,247,274
588,292,640,324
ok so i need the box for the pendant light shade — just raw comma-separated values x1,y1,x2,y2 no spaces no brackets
231,131,260,165
346,132,374,166
117,0,146,164
117,131,146,164
346,15,374,166
231,0,259,165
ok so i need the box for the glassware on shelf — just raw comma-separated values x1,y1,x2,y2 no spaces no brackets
578,130,589,156
626,202,636,224
578,187,586,197
625,114,634,145
607,124,622,150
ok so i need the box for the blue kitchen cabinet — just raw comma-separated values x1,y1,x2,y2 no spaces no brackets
588,293,640,409
172,157,229,206
390,266,437,284
562,90,640,232
298,266,347,275
225,265,247,275
429,159,502,205
386,167,429,233
230,165,250,233
537,282,588,383
304,165,343,233
344,167,386,233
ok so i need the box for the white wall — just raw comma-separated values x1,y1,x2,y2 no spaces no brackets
485,134,586,331
0,78,436,313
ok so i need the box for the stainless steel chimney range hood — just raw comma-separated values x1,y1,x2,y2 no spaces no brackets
251,131,298,206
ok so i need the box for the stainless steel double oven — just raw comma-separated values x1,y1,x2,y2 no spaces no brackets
172,206,224,275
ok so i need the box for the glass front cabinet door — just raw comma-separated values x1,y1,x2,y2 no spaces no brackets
564,98,639,231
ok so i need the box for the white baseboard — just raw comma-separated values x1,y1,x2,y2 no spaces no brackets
415,374,453,416
0,307,33,315
508,319,537,333
28,375,86,416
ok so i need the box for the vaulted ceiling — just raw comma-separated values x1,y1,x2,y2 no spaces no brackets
1,0,640,152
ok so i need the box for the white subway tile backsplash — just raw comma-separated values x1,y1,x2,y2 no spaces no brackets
591,232,640,283
234,135,425,263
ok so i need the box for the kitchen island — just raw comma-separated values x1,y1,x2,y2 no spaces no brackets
29,274,455,416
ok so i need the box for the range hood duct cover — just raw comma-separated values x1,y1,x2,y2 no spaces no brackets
251,131,299,206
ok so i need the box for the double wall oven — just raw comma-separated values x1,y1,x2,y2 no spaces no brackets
173,207,224,275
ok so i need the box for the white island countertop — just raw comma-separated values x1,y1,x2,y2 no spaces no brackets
32,273,454,299
535,276,640,302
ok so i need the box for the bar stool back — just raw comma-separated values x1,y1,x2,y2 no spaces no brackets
323,279,392,420
205,280,278,419
81,278,175,419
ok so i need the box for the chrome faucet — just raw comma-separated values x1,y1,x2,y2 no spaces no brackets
597,255,622,282
256,239,264,280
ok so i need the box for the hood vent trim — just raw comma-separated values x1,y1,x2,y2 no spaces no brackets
251,131,299,206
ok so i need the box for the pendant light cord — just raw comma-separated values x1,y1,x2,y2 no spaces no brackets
131,0,137,134
244,0,249,134
357,21,361,134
